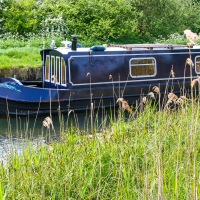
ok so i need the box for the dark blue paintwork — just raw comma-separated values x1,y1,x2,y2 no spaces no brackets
0,43,200,115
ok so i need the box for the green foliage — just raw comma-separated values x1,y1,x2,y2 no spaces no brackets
1,0,200,43
62,0,138,42
156,32,189,44
0,0,200,69
1,0,39,35
1,102,200,199
0,47,41,69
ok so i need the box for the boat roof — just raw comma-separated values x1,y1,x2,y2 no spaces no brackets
42,43,200,56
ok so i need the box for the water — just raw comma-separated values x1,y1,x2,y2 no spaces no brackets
0,109,112,164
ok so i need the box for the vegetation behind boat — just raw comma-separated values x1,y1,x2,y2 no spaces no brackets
0,0,200,42
0,32,195,80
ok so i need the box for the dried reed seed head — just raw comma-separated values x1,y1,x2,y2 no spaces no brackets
191,79,197,88
86,72,90,77
116,98,125,103
148,92,155,99
176,98,184,105
88,134,93,139
191,78,200,88
166,99,173,105
184,29,199,44
51,75,57,82
43,121,50,129
116,98,132,113
186,58,194,67
121,100,129,109
122,101,132,113
168,92,178,100
179,95,187,100
142,96,147,104
43,116,53,129
168,93,173,99
170,69,175,78
152,86,160,94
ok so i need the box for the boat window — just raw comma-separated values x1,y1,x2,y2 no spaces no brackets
195,56,200,73
61,58,66,85
56,57,60,84
45,55,50,81
129,57,156,78
51,56,55,83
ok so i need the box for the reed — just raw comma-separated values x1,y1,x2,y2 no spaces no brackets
1,30,200,199
1,98,200,199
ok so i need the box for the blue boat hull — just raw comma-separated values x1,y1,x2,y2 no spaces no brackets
0,76,193,116
1,43,199,116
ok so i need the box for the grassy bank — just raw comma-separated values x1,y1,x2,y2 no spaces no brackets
0,100,200,199
0,33,64,70
0,47,41,69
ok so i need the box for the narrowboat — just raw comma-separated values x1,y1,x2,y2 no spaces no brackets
0,35,200,116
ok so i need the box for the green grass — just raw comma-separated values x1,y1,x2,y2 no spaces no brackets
0,47,42,69
0,101,200,199
0,32,64,69
0,32,199,199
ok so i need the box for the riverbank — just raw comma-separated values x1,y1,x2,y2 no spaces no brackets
0,66,42,81
0,101,200,199
0,47,42,80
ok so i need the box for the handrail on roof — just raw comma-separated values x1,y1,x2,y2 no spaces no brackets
109,44,192,50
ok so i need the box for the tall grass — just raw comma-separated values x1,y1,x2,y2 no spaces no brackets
0,100,200,199
0,31,200,199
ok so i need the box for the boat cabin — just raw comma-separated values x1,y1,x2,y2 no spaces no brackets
40,36,200,99
1,35,199,115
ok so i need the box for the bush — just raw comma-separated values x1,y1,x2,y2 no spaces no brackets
1,0,199,43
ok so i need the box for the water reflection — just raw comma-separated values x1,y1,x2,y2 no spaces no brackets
0,108,112,163
0,137,46,165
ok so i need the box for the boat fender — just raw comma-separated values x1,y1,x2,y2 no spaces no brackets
90,46,106,51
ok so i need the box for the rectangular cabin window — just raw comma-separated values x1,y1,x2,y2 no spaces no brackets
195,56,200,73
45,55,50,81
56,57,60,84
51,56,55,83
61,58,66,85
129,58,156,78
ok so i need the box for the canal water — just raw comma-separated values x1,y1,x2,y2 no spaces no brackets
0,109,112,164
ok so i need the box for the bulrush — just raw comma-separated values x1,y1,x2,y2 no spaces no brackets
116,98,132,114
165,92,178,109
152,86,160,95
191,77,200,88
51,75,57,83
176,98,184,105
170,68,175,78
43,116,53,129
176,96,187,105
148,92,155,99
186,58,194,67
184,29,199,45
168,92,178,102
165,93,187,109
142,96,147,104
86,72,90,77
179,95,187,100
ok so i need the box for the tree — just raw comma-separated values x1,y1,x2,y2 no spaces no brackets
1,0,200,42
1,0,38,35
